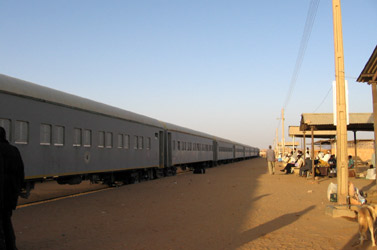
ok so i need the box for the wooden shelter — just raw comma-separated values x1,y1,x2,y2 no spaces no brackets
299,113,374,175
357,45,377,184
289,125,336,155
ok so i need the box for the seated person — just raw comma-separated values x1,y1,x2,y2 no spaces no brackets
348,155,355,169
328,155,336,170
299,158,312,177
294,154,304,172
280,154,295,174
348,181,366,205
323,151,331,162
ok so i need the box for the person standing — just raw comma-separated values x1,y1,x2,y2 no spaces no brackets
266,145,276,175
0,127,25,250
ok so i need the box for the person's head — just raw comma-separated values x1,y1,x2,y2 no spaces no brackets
0,127,6,142
348,155,352,159
269,145,272,149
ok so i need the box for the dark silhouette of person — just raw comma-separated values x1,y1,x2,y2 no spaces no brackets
0,152,7,249
0,127,25,250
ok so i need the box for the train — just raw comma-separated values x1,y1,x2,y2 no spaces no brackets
0,74,259,195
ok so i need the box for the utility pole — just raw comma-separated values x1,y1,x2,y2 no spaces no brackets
282,108,285,156
276,128,279,154
332,0,348,205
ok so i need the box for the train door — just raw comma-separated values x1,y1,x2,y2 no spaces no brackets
213,141,218,165
159,131,164,168
166,132,172,168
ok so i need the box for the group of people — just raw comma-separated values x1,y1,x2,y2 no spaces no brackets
0,127,25,250
266,146,311,177
266,145,358,178
279,149,312,177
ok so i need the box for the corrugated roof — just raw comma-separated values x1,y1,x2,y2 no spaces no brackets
357,45,377,83
300,113,373,131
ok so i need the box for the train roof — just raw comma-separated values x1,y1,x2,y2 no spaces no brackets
0,74,167,128
0,74,258,149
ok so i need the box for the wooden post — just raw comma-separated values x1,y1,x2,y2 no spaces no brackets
275,128,279,153
332,0,348,204
293,135,295,151
353,131,357,167
372,82,377,184
311,126,315,176
282,108,285,156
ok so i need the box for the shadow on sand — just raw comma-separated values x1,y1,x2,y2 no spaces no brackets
235,205,316,248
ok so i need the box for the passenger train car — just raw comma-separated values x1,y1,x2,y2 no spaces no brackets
0,74,259,194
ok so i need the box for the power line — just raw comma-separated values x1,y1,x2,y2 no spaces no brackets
277,0,320,131
282,0,320,111
313,86,332,112
312,76,357,113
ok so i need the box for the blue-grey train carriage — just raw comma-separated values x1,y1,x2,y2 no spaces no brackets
0,74,259,195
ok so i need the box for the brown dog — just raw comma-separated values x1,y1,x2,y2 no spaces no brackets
357,204,377,246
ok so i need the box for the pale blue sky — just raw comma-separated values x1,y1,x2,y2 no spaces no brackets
1,1,376,149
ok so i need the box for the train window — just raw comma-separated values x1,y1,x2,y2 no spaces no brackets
54,126,64,146
15,121,28,144
146,137,151,150
98,131,105,148
138,136,143,149
134,136,138,149
0,119,11,141
177,141,181,151
83,129,92,147
117,134,123,148
124,134,130,149
105,132,113,148
73,128,82,147
40,124,51,145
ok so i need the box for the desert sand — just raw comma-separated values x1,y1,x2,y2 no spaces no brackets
13,158,377,249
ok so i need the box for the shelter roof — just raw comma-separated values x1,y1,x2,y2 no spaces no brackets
357,45,377,83
299,113,373,131
288,126,336,138
278,141,299,147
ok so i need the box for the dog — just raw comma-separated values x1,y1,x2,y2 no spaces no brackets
355,204,377,246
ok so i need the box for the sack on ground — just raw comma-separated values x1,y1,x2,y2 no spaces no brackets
366,168,376,180
327,182,337,201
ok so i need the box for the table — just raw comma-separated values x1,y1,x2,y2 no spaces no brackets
318,166,330,176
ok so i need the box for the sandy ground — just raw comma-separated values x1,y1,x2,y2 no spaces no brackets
12,158,377,250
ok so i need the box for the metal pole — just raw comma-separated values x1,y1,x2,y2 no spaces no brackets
332,0,348,205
